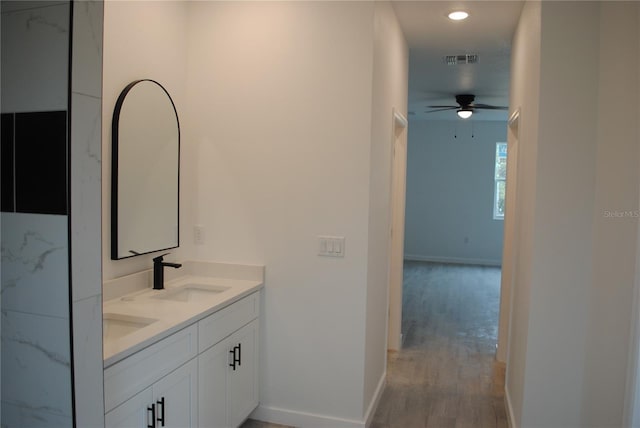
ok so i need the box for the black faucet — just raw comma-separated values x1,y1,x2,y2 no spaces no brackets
153,253,182,290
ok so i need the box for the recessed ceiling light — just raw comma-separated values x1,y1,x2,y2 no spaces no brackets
448,11,469,21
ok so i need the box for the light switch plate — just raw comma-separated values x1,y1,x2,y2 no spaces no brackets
318,236,345,257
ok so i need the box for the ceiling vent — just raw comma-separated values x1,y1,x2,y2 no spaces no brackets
443,54,479,65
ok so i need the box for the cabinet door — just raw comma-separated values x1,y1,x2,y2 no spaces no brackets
228,319,259,428
199,338,231,428
152,358,198,428
105,387,153,428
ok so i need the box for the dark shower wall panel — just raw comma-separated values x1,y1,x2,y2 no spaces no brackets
14,111,68,215
1,113,15,211
2,111,68,215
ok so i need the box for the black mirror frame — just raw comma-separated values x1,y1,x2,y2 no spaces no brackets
111,79,181,260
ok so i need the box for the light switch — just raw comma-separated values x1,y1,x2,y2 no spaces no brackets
318,236,345,257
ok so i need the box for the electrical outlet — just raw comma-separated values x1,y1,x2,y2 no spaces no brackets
194,225,205,245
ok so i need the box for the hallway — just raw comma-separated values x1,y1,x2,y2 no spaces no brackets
371,261,507,428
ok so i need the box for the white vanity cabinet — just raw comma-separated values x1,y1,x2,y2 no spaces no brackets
104,291,261,428
105,359,198,428
198,292,260,428
104,325,198,428
199,319,259,428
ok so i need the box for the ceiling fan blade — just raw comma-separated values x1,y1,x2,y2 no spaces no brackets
472,104,508,110
427,105,458,109
425,107,458,113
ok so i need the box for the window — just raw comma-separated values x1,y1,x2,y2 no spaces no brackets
494,142,507,219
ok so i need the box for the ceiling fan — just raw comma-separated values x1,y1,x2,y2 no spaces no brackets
426,94,507,119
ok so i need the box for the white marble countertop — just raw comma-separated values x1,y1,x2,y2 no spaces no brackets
103,261,264,367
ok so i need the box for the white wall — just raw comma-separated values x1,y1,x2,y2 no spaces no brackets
185,1,405,424
524,3,600,424
582,2,638,425
504,1,541,424
363,0,408,419
102,0,192,281
627,6,640,426
505,2,640,427
404,120,506,266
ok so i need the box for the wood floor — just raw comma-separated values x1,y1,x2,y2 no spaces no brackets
371,261,507,428
242,261,507,428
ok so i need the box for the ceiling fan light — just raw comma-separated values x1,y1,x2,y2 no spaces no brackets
457,109,473,119
448,11,469,21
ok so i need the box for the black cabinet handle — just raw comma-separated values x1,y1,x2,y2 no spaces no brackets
156,397,165,427
229,347,237,370
237,343,242,367
229,344,241,371
147,403,156,428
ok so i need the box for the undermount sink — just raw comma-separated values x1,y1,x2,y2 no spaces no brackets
103,313,159,342
153,283,230,303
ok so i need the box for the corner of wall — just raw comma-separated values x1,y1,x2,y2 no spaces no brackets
363,0,409,419
505,384,518,428
71,0,106,425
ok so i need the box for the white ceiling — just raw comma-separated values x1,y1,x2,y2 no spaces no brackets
391,1,524,121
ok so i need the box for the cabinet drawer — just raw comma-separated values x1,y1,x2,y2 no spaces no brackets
104,324,198,412
198,292,259,353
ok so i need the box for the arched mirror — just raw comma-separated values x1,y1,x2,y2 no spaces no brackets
111,79,180,259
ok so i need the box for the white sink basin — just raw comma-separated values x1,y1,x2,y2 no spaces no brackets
153,283,230,303
103,313,159,342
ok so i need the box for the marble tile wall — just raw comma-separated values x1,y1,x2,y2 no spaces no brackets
2,1,105,425
0,1,69,113
1,1,73,427
0,217,73,427
70,1,105,426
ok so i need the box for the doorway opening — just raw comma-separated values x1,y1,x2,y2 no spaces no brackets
377,119,510,426
396,120,508,352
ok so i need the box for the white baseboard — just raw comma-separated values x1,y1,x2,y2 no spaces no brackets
250,373,386,428
250,404,365,428
363,372,386,427
505,385,517,428
404,254,502,267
